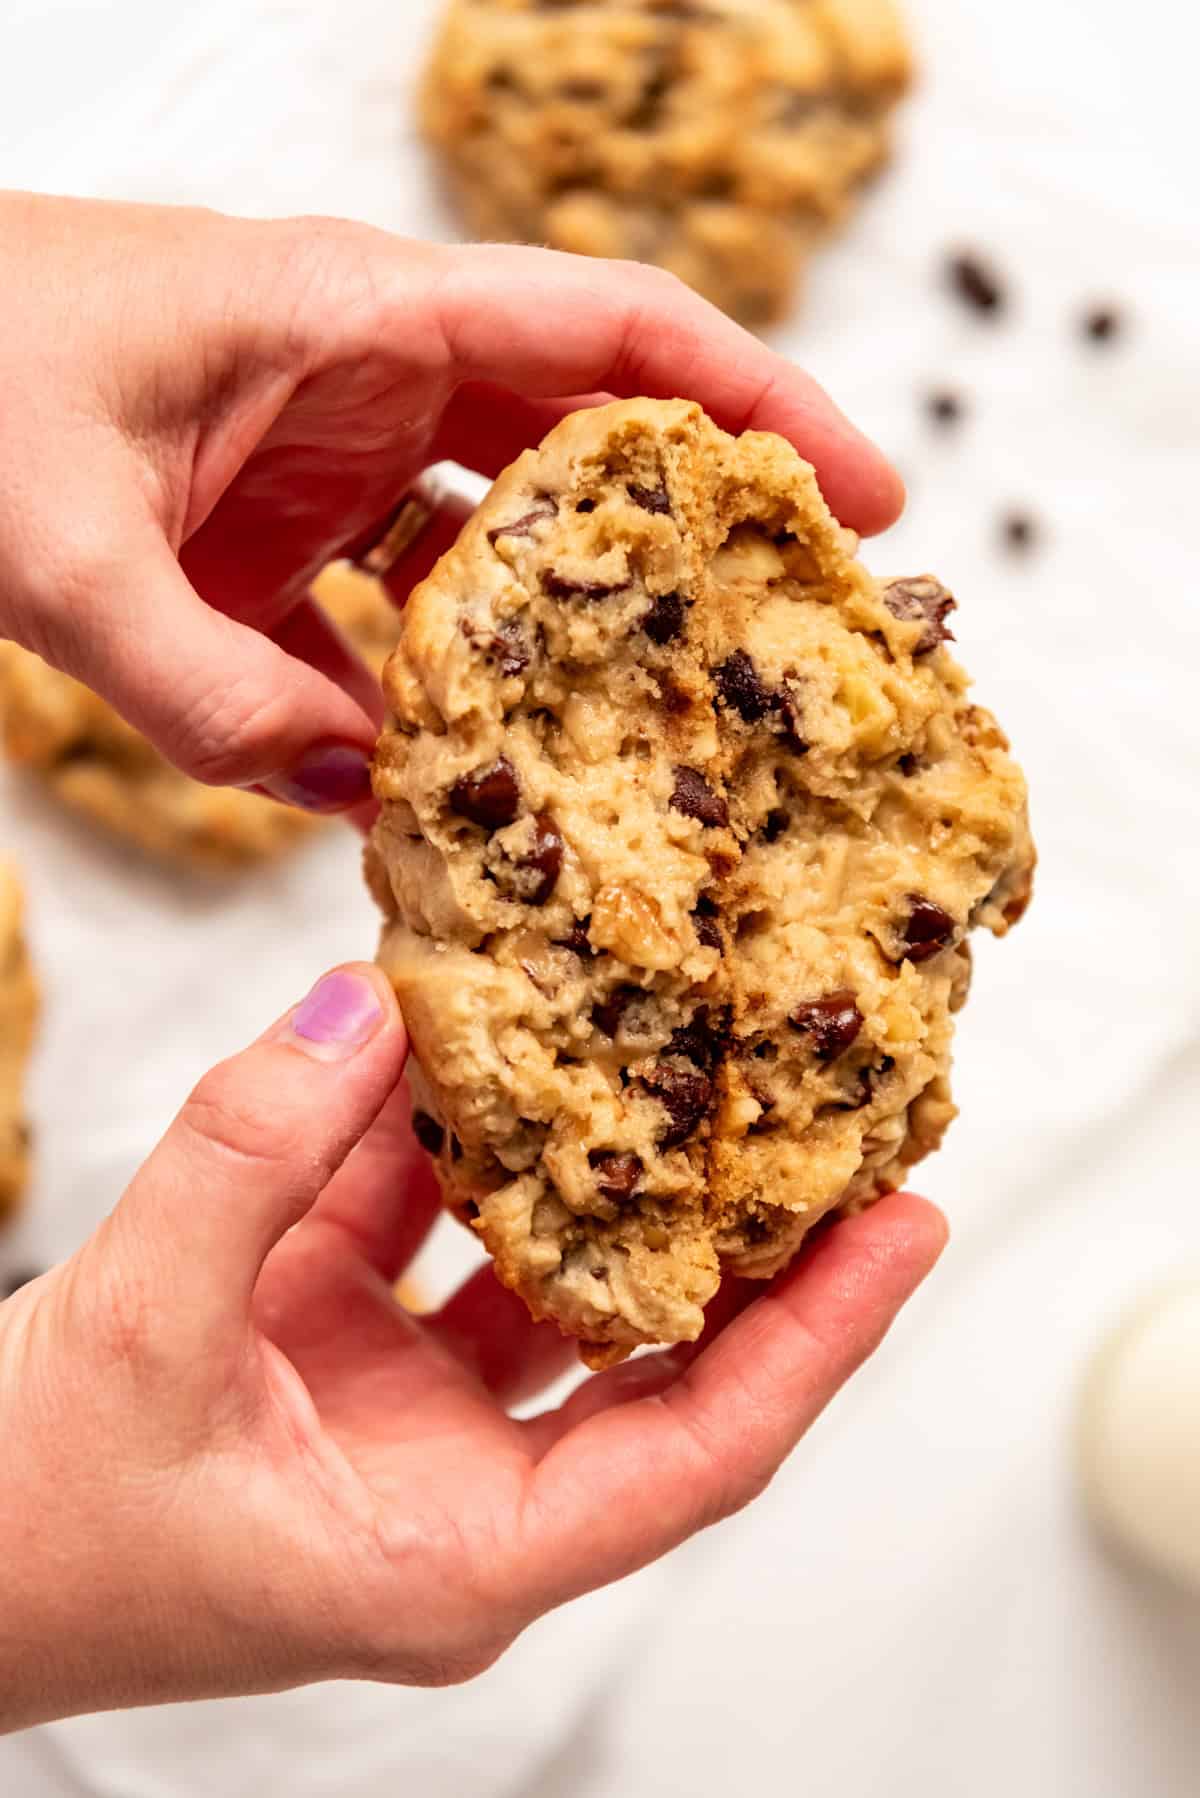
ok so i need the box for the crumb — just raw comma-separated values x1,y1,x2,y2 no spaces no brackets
947,252,1006,316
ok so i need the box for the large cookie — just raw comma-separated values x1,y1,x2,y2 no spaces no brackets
0,864,38,1223
0,563,398,873
421,0,912,326
368,399,1034,1365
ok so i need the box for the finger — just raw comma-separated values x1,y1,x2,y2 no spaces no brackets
272,597,386,729
431,244,903,533
50,520,376,809
106,965,406,1347
431,384,613,480
301,1078,444,1281
424,1265,578,1409
517,1194,946,1607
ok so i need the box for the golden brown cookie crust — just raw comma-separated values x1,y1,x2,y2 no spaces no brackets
0,864,38,1224
0,562,398,873
369,398,1034,1364
421,0,912,326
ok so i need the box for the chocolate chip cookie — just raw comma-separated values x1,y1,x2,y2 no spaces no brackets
0,864,38,1223
0,562,398,872
368,398,1034,1366
421,0,912,326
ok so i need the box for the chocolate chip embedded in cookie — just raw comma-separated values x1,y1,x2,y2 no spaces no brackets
369,397,1035,1366
0,865,38,1225
0,561,399,872
420,0,913,326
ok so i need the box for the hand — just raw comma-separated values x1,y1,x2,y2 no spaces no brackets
0,192,902,816
0,965,944,1731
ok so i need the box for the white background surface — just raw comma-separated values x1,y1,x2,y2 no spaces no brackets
3,0,1200,1792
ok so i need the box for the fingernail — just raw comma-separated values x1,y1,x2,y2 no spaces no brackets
262,745,373,815
288,971,384,1059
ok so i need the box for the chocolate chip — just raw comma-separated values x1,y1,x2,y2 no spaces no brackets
715,650,772,723
544,571,625,602
668,1006,730,1072
411,1110,445,1156
947,252,1006,315
1082,305,1123,344
514,813,564,907
1,1267,42,1299
790,992,864,1062
670,765,728,828
589,1150,643,1202
486,500,557,544
897,754,920,777
1002,511,1037,553
462,618,531,678
594,985,638,1039
575,498,597,514
642,590,685,645
557,918,593,956
643,1065,714,1149
628,483,671,516
928,389,965,427
857,1056,896,1105
763,808,789,843
901,896,957,963
778,684,809,754
449,757,521,831
882,578,957,654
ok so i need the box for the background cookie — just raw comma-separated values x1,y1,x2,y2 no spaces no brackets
369,398,1034,1365
0,863,38,1223
421,0,912,326
0,562,398,873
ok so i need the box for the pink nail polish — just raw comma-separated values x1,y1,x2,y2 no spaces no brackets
291,972,383,1053
263,745,373,815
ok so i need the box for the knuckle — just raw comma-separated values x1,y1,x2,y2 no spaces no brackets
183,1064,293,1173
170,677,291,786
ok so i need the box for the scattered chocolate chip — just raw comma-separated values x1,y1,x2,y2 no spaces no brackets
668,1007,730,1072
594,985,638,1039
947,251,1006,316
557,918,593,956
1001,511,1037,553
589,1150,644,1202
642,590,685,645
790,992,864,1062
927,389,965,427
543,571,625,602
671,765,728,828
714,650,772,723
575,498,597,513
486,500,557,544
1081,304,1123,345
882,578,957,654
643,1065,714,1150
449,757,521,831
901,897,957,963
627,483,672,516
514,813,565,907
411,1110,445,1156
1,1267,42,1299
763,808,789,842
